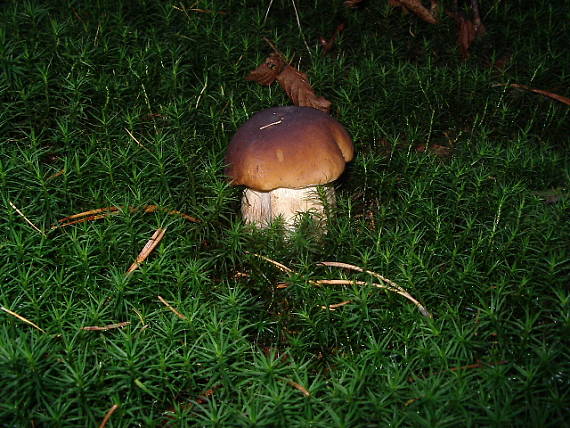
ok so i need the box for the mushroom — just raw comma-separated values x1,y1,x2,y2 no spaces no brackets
224,106,354,230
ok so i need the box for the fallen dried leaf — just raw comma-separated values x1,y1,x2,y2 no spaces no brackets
245,52,286,86
246,47,332,112
532,187,569,204
447,0,485,58
344,0,364,8
127,228,166,274
276,65,332,112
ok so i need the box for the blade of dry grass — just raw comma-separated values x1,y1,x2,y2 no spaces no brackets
8,201,46,236
248,252,295,274
314,279,431,318
249,254,431,317
158,295,187,320
1,306,47,333
318,261,431,318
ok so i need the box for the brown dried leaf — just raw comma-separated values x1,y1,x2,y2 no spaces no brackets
276,65,332,113
245,52,286,86
391,0,438,24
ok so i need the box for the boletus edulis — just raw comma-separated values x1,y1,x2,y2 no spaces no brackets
224,106,354,230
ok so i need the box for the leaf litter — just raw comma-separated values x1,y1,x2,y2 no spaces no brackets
246,40,332,112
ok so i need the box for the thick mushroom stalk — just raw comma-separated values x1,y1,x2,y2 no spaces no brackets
241,185,335,229
225,106,354,232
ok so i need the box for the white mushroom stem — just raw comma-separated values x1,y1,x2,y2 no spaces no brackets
241,185,335,230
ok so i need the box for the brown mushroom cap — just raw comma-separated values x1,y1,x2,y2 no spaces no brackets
225,106,354,191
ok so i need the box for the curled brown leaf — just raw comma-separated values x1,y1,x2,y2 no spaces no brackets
245,52,286,86
275,65,332,112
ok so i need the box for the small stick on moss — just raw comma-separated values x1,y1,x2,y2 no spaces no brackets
8,201,46,236
125,128,145,147
247,252,294,274
318,262,432,318
127,228,166,274
52,205,199,229
81,322,131,331
158,296,187,320
285,378,310,397
494,83,570,106
99,404,119,428
315,278,431,318
1,306,46,333
320,300,352,311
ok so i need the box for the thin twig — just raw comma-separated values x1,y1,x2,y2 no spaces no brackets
99,404,119,428
250,254,431,317
314,279,431,318
52,205,199,229
124,128,144,147
285,378,310,396
320,300,352,311
81,322,131,331
127,228,166,274
8,201,46,236
247,252,294,274
1,306,46,333
494,83,570,106
158,296,187,320
318,261,409,294
317,262,432,318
